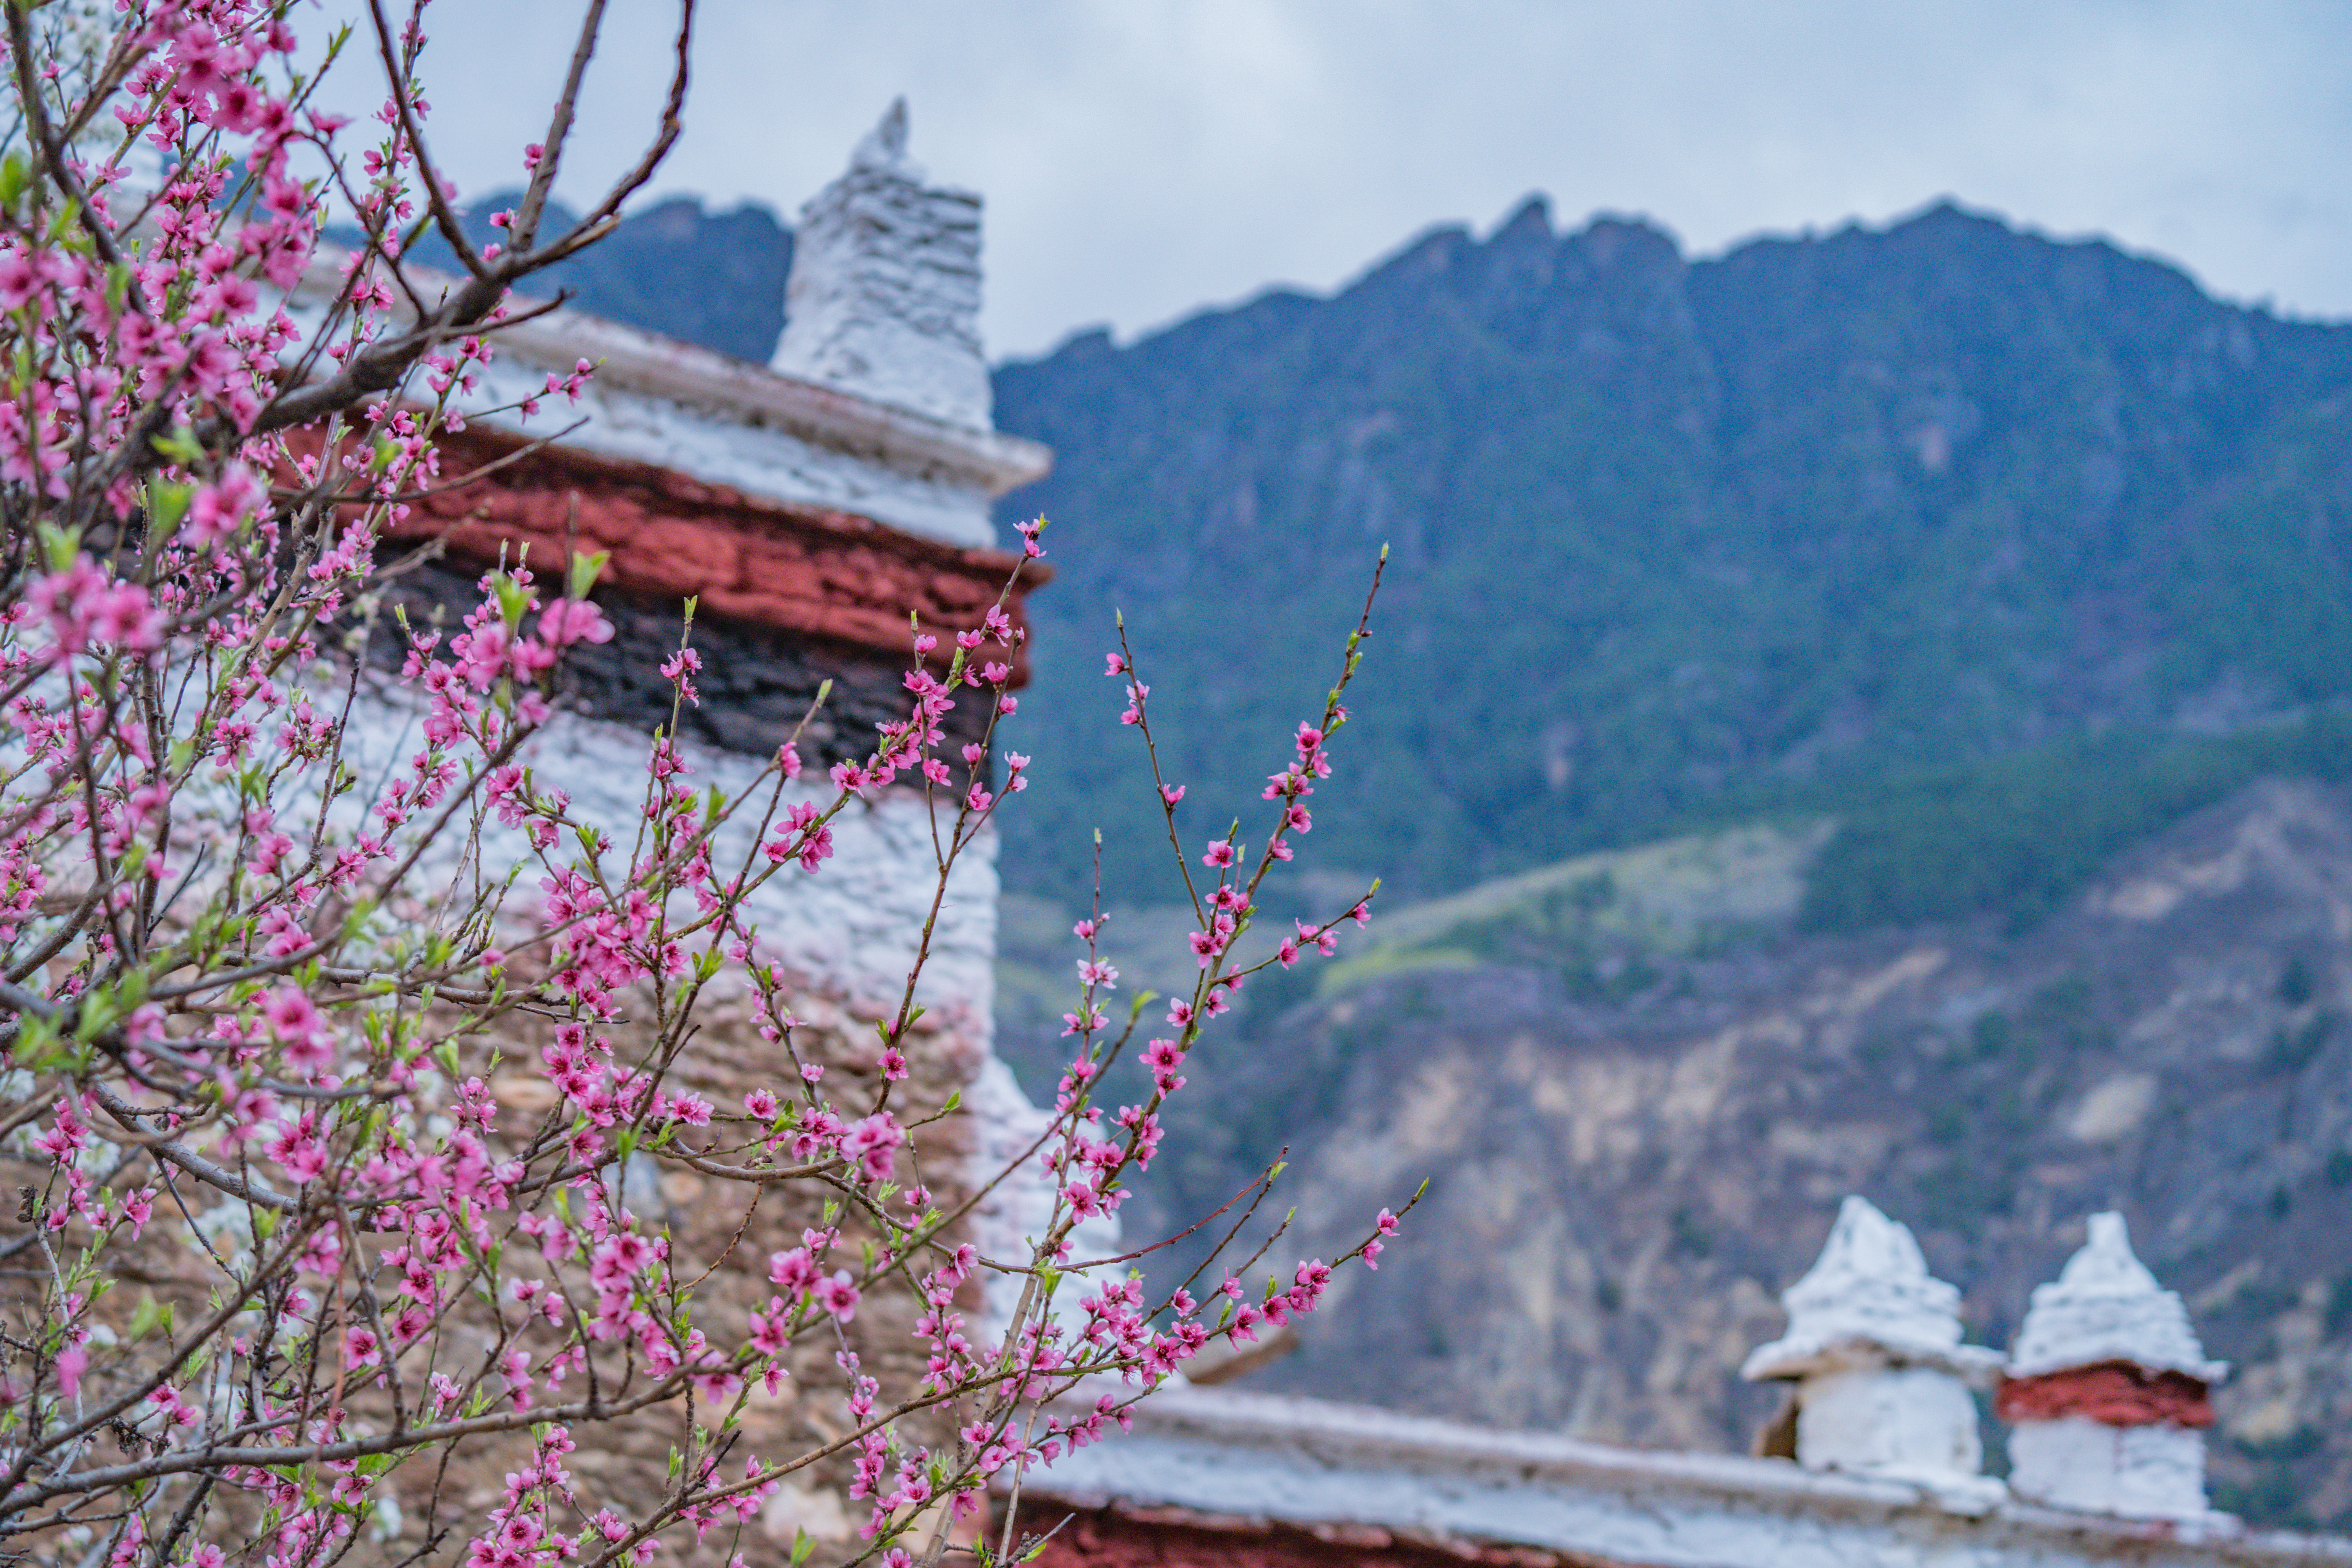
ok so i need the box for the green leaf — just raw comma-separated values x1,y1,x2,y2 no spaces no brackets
144,479,194,540
567,549,610,600
72,990,115,1044
153,426,205,465
36,522,80,572
492,571,531,630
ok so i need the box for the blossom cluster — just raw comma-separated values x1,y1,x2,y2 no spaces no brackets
0,5,1407,1567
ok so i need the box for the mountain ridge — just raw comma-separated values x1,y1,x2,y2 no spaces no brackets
988,196,2352,912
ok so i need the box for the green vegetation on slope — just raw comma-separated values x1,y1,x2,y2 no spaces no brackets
1789,711,2352,933
991,201,2352,922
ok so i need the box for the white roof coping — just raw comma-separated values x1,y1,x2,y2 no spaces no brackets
463,294,1048,499
2008,1213,2229,1383
1742,1195,2002,1382
1020,1381,2352,1567
294,242,1048,499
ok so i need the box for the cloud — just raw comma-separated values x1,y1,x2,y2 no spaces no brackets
327,0,2352,356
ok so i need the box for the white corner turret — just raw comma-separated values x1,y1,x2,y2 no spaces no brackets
1742,1196,2001,1490
1999,1212,2226,1520
772,99,993,431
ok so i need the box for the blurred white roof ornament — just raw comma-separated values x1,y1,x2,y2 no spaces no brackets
2002,1212,2225,1521
1742,1196,2001,1494
1743,1195,2003,1382
772,98,994,430
2008,1211,2227,1382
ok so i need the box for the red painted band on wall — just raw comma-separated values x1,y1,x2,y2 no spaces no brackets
295,423,1049,684
1995,1362,2213,1428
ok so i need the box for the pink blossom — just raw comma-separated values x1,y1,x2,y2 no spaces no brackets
0,15,1404,1542
748,1300,792,1356
767,1248,817,1295
813,1271,861,1322
539,598,614,648
262,985,329,1072
841,1112,904,1181
590,1232,656,1291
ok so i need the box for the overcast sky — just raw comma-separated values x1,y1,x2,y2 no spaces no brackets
344,1,2352,359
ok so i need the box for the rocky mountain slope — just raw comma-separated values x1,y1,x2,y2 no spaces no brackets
1101,777,2352,1529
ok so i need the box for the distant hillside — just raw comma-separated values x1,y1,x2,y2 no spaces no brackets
991,201,2352,916
1108,779,2352,1530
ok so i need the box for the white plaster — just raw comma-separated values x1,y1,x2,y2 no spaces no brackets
1796,1363,1990,1494
1019,1383,2343,1568
1743,1196,2003,1381
457,348,1003,548
2008,1213,2228,1382
2010,1418,2213,1521
334,685,997,1017
287,213,1049,550
282,282,1035,549
772,100,994,431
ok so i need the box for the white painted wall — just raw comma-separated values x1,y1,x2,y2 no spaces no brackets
327,685,994,1023
1795,1364,1987,1491
2010,1418,2212,1521
457,353,1001,548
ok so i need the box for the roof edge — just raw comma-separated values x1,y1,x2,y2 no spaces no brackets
294,244,1052,498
